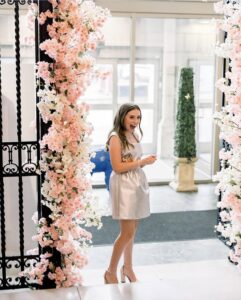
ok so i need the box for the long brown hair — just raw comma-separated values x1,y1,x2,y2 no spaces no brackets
107,103,143,150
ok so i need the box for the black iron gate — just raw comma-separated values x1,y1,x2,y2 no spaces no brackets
0,0,61,290
0,0,60,289
0,0,40,289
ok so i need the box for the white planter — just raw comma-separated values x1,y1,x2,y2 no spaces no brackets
169,157,198,192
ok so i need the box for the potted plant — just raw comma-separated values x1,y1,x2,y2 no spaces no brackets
169,67,198,192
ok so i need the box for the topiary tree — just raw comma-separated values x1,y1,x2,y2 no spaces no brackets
174,67,196,159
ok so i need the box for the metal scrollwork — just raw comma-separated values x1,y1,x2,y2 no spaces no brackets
24,256,39,268
19,0,33,5
0,0,32,4
6,276,21,286
3,0,15,5
0,257,40,289
2,144,19,175
22,162,37,173
2,143,39,175
23,256,39,286
4,259,21,287
6,258,21,269
21,143,38,174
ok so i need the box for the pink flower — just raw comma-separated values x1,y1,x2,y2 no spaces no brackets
226,134,241,148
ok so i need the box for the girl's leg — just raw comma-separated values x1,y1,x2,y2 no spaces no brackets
107,220,136,277
122,220,138,281
123,220,138,266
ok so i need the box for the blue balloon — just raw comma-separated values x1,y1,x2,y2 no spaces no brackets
90,148,112,190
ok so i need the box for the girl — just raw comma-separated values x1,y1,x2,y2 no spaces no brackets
104,103,156,284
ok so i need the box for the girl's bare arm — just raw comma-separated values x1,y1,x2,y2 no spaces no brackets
109,136,156,174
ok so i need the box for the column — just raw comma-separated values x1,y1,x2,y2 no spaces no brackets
157,19,176,158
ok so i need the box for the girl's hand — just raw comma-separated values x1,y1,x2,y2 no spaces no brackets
122,153,134,162
141,155,157,167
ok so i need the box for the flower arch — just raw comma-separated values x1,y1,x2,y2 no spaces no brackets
22,0,110,287
214,1,241,267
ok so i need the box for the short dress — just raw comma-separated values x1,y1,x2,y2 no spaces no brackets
109,133,150,220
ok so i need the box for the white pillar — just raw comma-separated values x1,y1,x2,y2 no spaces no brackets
157,19,176,158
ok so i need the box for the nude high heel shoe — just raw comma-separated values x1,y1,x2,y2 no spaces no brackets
104,270,118,284
120,266,127,283
120,265,137,283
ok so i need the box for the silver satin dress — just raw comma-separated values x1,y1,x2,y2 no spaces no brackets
109,136,150,220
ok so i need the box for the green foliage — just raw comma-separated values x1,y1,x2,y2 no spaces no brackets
174,67,196,158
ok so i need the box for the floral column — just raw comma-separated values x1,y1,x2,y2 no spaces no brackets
22,0,109,288
214,1,241,267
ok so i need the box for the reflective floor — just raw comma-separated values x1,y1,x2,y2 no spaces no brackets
1,259,241,300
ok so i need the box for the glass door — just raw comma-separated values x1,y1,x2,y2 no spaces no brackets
189,60,215,167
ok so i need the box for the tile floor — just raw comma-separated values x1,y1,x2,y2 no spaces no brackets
85,239,228,271
1,184,240,299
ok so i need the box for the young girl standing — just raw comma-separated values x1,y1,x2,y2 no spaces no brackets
104,103,156,284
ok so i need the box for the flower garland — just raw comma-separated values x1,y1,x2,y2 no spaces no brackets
21,0,110,287
214,1,241,267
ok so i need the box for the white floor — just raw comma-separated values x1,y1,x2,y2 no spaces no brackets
1,259,241,300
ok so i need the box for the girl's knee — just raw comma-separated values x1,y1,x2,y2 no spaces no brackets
119,220,137,241
120,230,135,242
